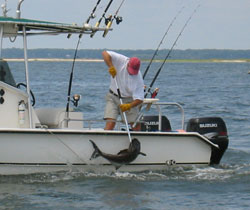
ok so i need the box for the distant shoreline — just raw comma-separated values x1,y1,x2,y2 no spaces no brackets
4,58,104,62
4,58,250,63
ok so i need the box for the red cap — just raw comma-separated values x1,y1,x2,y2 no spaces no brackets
127,57,140,75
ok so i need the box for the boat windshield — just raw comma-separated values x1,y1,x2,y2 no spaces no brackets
0,60,16,87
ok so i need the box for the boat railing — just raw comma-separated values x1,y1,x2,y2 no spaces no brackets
62,100,185,131
133,101,185,131
62,118,123,130
153,102,185,130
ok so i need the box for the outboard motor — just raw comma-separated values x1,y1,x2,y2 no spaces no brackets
141,115,171,132
186,117,229,164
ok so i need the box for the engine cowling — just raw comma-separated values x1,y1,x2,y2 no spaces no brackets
140,115,171,132
186,117,229,164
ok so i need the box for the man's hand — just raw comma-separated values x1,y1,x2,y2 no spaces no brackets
109,66,117,78
120,103,132,112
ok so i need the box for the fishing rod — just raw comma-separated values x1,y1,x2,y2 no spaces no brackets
65,37,81,126
143,5,185,80
144,4,201,98
65,0,105,126
67,0,103,39
102,0,125,37
85,0,102,24
90,0,114,38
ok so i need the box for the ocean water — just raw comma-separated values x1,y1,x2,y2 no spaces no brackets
1,60,249,209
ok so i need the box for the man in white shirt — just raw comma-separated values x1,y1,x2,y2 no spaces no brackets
102,51,144,131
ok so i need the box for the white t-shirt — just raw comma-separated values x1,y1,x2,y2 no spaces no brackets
107,51,144,101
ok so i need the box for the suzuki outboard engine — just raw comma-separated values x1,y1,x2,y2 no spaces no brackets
186,117,229,164
141,115,171,132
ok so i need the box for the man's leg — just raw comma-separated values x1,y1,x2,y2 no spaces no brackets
104,93,119,130
105,118,116,130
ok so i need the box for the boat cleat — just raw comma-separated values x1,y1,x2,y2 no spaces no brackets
166,159,176,166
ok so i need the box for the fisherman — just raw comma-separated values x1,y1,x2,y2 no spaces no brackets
102,51,144,131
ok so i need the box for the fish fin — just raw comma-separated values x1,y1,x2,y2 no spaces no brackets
89,139,101,160
115,165,121,170
139,152,147,156
117,149,128,155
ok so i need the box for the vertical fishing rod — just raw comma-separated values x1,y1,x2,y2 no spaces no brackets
144,4,201,98
143,6,185,80
102,0,125,37
65,0,105,126
65,37,81,127
90,0,114,38
65,43,82,127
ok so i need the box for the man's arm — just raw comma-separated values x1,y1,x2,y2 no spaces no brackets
131,99,143,108
102,51,117,78
102,51,113,67
120,99,143,112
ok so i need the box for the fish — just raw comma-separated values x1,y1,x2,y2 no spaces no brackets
89,138,146,170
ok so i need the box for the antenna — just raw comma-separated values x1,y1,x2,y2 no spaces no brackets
16,0,24,19
1,0,9,17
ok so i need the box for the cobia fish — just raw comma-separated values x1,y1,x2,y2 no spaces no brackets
89,138,146,170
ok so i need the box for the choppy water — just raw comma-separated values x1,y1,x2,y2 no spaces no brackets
1,60,249,209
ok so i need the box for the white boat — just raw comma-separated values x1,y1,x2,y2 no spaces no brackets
0,1,229,175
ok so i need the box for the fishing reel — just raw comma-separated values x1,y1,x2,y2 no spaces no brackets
151,88,159,98
104,15,123,26
115,16,123,24
71,94,81,107
104,15,112,25
90,13,96,19
144,86,159,98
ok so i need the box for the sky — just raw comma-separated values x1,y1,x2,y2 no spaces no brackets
2,0,250,50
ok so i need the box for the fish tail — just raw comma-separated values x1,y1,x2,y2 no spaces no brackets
89,139,101,160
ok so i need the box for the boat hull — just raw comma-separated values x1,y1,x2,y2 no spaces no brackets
0,128,216,175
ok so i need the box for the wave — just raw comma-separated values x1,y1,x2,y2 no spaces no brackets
1,161,249,184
